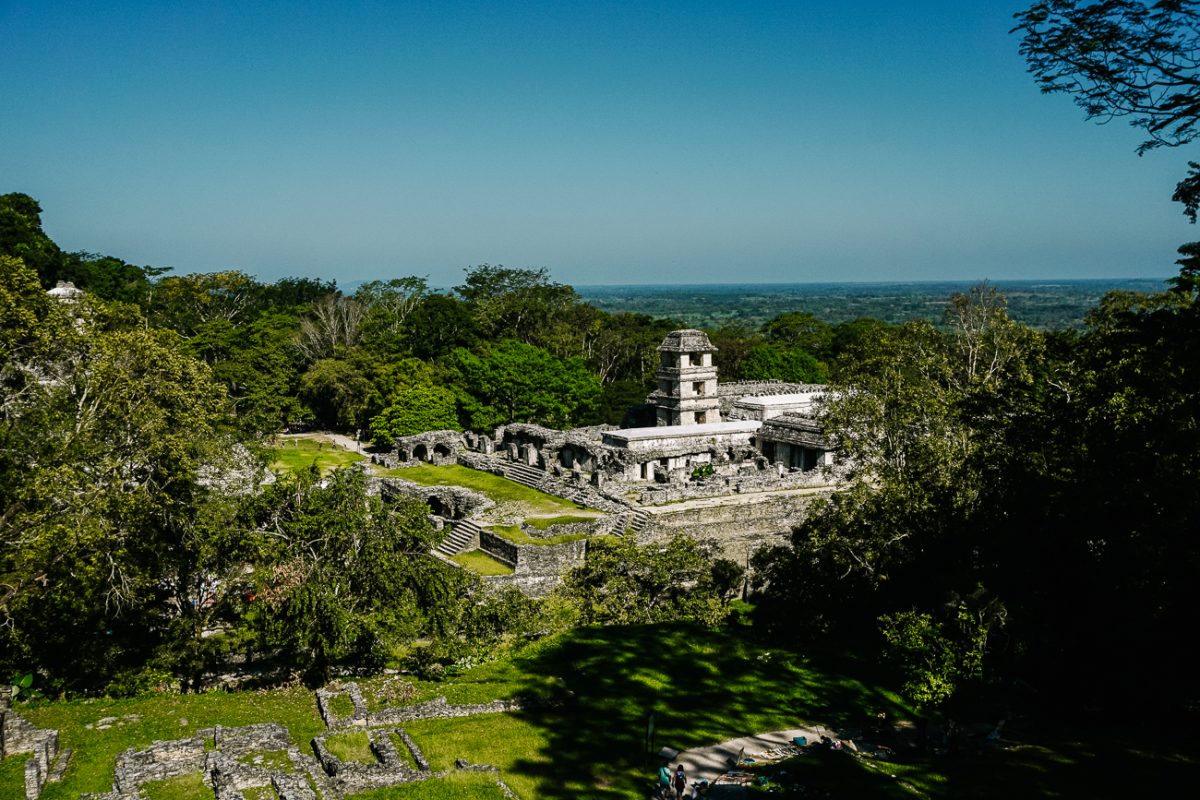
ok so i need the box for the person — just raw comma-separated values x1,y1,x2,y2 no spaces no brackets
673,764,687,799
657,763,672,799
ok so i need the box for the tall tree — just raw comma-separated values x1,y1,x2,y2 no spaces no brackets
1014,1,1200,217
248,467,468,683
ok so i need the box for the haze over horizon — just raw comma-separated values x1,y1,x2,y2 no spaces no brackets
3,1,1196,286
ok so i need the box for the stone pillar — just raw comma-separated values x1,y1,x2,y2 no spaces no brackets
24,757,41,800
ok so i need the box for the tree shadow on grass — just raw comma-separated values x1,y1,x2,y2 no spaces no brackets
503,623,909,799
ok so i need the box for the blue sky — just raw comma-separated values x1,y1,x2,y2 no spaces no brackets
1,1,1194,285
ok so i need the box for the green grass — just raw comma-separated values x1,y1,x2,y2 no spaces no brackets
524,514,596,530
1,756,27,798
323,730,378,765
346,771,513,799
10,624,1200,800
19,685,324,800
269,435,365,475
450,549,515,575
141,772,211,800
326,692,356,719
487,524,589,546
379,464,594,516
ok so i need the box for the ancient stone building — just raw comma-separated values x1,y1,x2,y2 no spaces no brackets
649,329,721,426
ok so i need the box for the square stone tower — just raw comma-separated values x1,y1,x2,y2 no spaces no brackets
649,329,721,426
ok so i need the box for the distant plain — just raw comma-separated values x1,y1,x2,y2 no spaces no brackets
576,278,1168,330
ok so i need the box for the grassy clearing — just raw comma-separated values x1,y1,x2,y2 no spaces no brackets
269,435,365,475
1,756,27,797
346,770,514,799
324,730,378,764
450,549,515,575
379,464,594,516
487,524,589,547
141,772,211,800
326,692,356,719
18,685,323,799
8,624,1199,800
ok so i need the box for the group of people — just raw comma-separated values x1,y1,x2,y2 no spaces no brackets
657,762,699,799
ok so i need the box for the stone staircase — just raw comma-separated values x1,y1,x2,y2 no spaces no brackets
502,462,547,489
629,510,651,534
435,519,481,557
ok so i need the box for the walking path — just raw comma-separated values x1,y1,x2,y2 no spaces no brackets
673,726,826,785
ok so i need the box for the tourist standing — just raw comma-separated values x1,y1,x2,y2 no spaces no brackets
657,763,672,798
673,764,687,799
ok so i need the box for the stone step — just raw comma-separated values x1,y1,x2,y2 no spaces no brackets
435,520,481,556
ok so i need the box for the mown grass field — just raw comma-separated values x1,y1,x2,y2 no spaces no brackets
450,549,515,575
7,624,1198,799
486,523,590,547
269,435,366,475
378,464,597,518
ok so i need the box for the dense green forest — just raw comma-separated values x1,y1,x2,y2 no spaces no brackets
2,189,1198,735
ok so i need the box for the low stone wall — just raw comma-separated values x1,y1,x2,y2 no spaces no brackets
85,723,332,800
636,466,840,506
479,530,519,567
518,516,612,539
1,686,64,800
456,452,629,514
480,534,590,597
377,477,495,520
365,696,523,726
637,490,829,565
312,726,429,795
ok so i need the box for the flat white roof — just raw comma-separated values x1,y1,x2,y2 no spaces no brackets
736,393,823,407
605,420,761,442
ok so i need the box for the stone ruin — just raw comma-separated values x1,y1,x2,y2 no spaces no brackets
370,329,846,594
84,681,523,800
0,685,68,800
83,722,331,800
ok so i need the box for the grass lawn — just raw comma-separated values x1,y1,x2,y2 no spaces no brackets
487,524,590,547
269,435,365,475
8,624,1199,800
326,692,356,719
525,514,597,530
451,549,515,575
17,685,324,800
323,730,378,764
379,464,595,517
346,770,514,799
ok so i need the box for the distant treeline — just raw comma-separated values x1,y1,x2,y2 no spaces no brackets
4,189,1199,726
579,278,1170,330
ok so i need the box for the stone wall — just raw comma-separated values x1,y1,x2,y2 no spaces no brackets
636,466,841,506
479,533,591,597
637,489,828,566
1,686,63,800
377,477,495,520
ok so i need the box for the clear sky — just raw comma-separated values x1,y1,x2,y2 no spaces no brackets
1,1,1194,285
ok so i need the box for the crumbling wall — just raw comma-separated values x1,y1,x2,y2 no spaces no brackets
377,478,495,520
637,490,828,565
479,534,590,597
1,686,64,800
